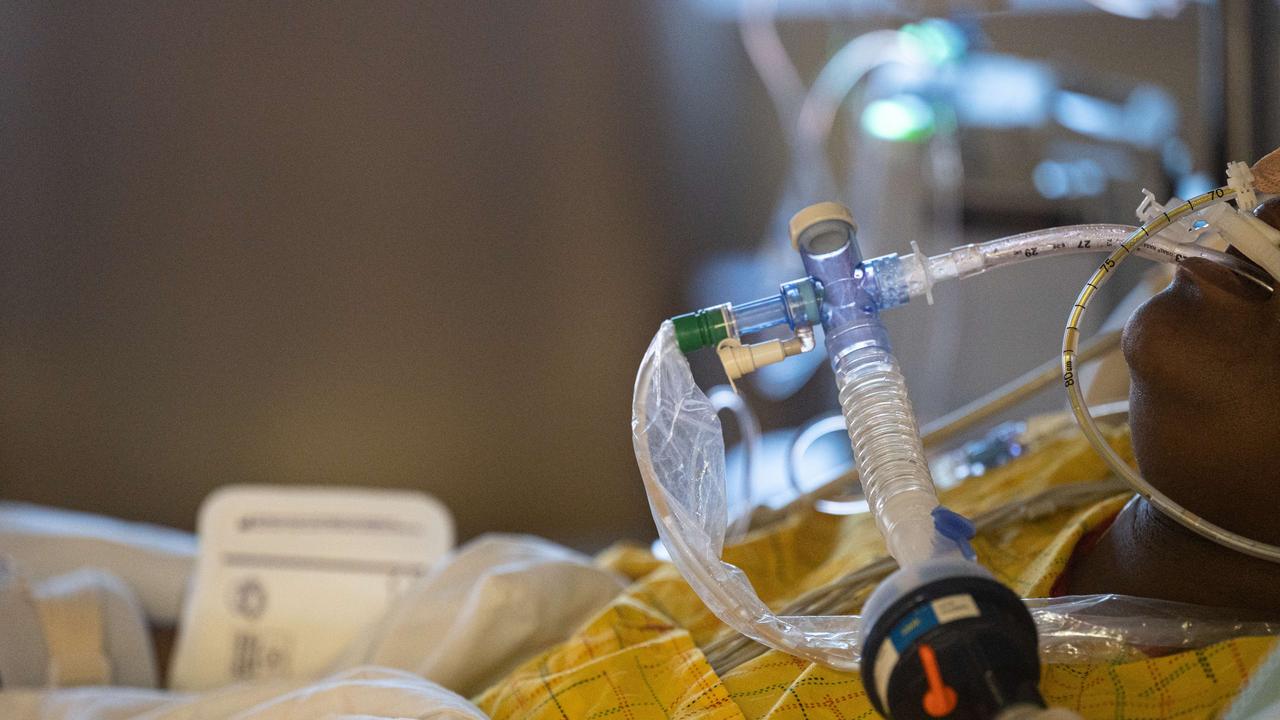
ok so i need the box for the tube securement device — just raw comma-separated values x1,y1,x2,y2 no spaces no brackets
1060,183,1280,565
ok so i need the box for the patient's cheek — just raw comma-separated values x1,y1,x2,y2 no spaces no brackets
1121,293,1185,393
1121,288,1217,485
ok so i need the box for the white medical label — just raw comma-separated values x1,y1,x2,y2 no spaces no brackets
168,485,453,690
930,593,980,623
873,640,899,705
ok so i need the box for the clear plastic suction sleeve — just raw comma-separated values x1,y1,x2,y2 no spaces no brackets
633,322,863,669
632,323,1280,669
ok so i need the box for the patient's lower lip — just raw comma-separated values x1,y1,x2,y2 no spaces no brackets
1224,246,1278,286
1175,260,1269,302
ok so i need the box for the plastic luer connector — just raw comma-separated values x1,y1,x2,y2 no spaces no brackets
670,278,823,354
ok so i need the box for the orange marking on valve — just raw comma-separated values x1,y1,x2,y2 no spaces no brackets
918,643,958,718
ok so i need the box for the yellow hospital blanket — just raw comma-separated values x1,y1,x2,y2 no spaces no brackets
477,432,1275,720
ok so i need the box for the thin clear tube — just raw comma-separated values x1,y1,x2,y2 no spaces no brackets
795,30,920,153
1059,188,1280,563
738,0,803,144
708,385,761,542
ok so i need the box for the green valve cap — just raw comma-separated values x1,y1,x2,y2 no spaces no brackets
671,306,731,354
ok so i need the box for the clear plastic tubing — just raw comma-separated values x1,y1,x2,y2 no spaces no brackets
706,276,823,340
795,213,947,566
723,225,1261,338
732,295,790,335
900,223,1267,300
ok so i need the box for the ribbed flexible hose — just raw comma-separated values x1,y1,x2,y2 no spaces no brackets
834,345,942,565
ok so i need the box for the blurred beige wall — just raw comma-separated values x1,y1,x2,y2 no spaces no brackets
0,1,708,547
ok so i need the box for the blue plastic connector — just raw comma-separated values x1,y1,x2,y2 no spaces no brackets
792,214,892,363
932,506,977,561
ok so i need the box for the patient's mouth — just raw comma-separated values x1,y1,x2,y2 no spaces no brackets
1226,245,1277,287
1175,254,1273,303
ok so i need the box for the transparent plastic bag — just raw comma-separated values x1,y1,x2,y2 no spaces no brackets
631,323,1279,669
632,322,863,668
1029,594,1280,664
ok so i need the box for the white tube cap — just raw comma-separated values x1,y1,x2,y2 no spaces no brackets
789,202,856,251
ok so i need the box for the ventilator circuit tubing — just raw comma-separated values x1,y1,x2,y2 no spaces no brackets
795,215,952,567
1061,188,1280,564
634,197,1280,672
833,346,942,564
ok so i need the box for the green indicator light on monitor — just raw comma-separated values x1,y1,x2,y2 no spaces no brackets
862,95,936,143
901,19,966,65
